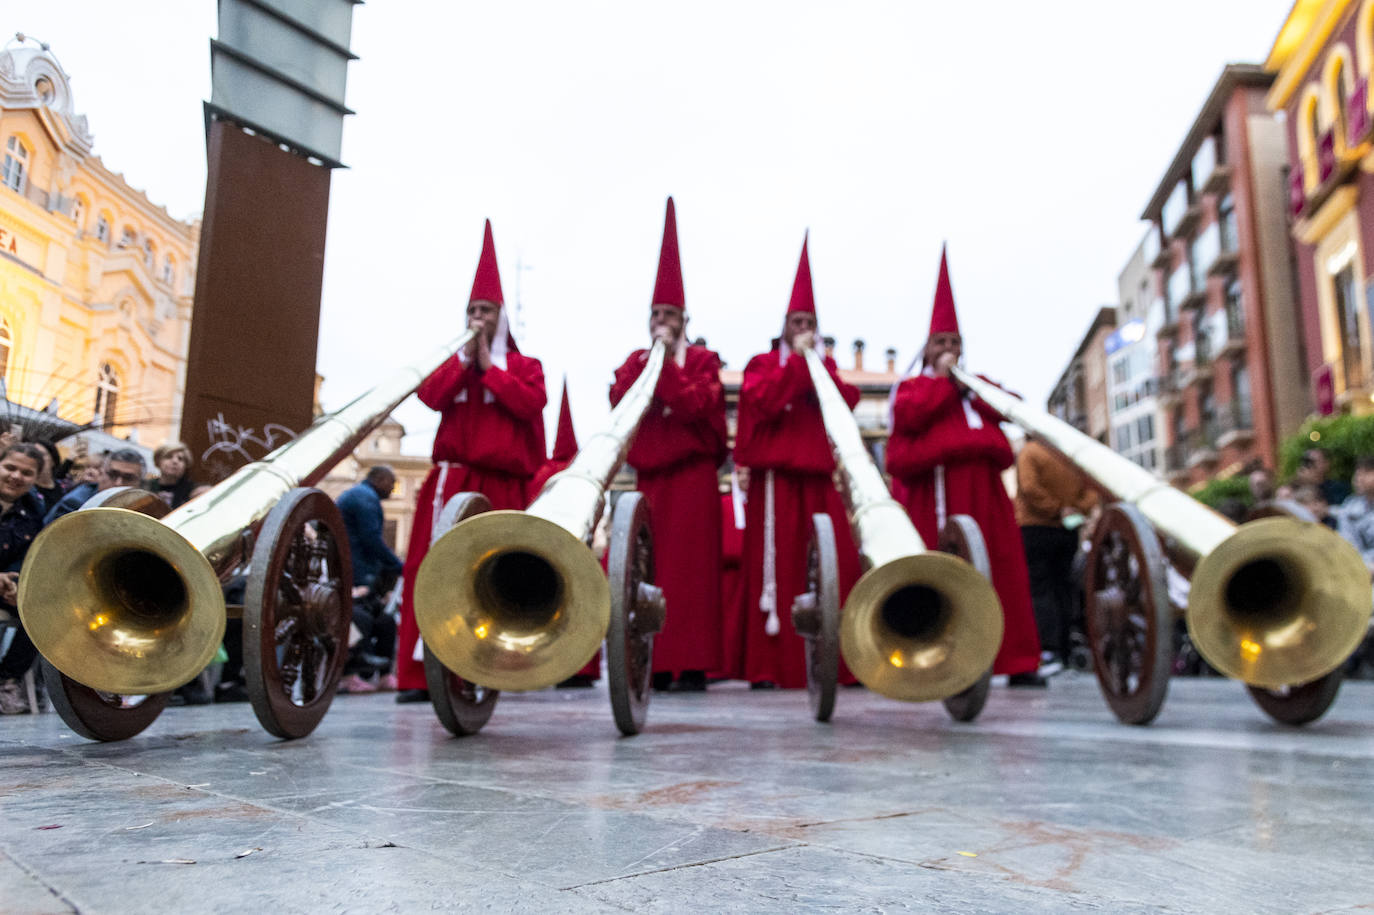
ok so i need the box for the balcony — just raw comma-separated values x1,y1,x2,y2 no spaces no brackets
1156,369,1183,406
1164,423,1218,473
1156,301,1180,339
1188,421,1220,469
1168,262,1204,313
1198,220,1239,278
1193,135,1232,196
1178,336,1214,388
1215,399,1254,450
1217,303,1246,358
1161,181,1198,240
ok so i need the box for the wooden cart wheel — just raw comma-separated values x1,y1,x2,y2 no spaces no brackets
793,513,840,722
607,492,663,737
424,492,500,736
937,514,994,722
41,659,170,742
243,488,352,740
1240,499,1344,725
39,490,175,740
1084,502,1173,725
1246,672,1344,726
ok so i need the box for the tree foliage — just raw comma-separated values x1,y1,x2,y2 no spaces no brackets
1277,414,1374,482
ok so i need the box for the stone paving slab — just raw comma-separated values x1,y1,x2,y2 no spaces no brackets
2,675,1373,912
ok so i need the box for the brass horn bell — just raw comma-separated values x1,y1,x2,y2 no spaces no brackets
415,509,610,692
18,507,226,695
1188,516,1370,689
840,550,1003,702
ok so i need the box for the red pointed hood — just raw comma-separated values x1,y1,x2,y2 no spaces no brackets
651,197,685,309
469,219,505,306
552,380,578,462
786,232,816,316
927,244,960,338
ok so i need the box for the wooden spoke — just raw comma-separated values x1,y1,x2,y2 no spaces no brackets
1084,502,1173,725
244,488,352,740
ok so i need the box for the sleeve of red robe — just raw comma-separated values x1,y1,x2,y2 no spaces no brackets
740,350,811,419
417,356,467,410
479,360,547,421
609,350,647,408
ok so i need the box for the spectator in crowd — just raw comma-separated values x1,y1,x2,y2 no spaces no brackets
1294,448,1351,507
1248,466,1276,504
1014,437,1099,673
32,442,65,513
69,457,100,488
144,441,199,509
1336,456,1374,570
1291,484,1338,530
337,465,403,693
0,443,55,714
43,448,146,524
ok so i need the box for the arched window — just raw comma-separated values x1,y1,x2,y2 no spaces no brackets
95,213,110,244
143,237,155,269
0,319,12,384
2,135,29,193
1299,85,1323,191
1327,46,1357,151
161,254,175,285
119,226,135,248
94,363,119,426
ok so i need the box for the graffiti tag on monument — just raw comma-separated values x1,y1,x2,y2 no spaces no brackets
202,413,298,475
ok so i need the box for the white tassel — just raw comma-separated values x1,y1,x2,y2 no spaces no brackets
760,470,779,636
935,464,947,532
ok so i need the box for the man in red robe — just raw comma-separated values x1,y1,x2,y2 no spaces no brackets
885,247,1043,686
729,235,861,688
610,198,728,692
394,220,548,702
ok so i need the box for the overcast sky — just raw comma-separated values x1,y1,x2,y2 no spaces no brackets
8,0,1299,452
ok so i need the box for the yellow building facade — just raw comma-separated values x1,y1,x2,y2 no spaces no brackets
0,39,197,451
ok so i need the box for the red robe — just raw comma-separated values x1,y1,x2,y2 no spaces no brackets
728,348,861,687
610,344,728,675
395,351,547,691
886,371,1040,676
713,490,746,681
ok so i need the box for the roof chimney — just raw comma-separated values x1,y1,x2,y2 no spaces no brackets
885,347,897,374
852,338,865,372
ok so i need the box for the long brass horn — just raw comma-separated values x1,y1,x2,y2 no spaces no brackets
798,345,1003,701
414,339,670,691
951,365,1370,689
17,329,478,695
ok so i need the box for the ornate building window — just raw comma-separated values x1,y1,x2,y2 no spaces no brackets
2,135,29,193
119,226,136,248
0,319,12,384
143,237,155,269
95,213,110,244
94,363,119,427
71,195,85,230
161,254,175,285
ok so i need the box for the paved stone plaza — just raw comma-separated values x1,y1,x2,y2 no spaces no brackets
2,674,1372,913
